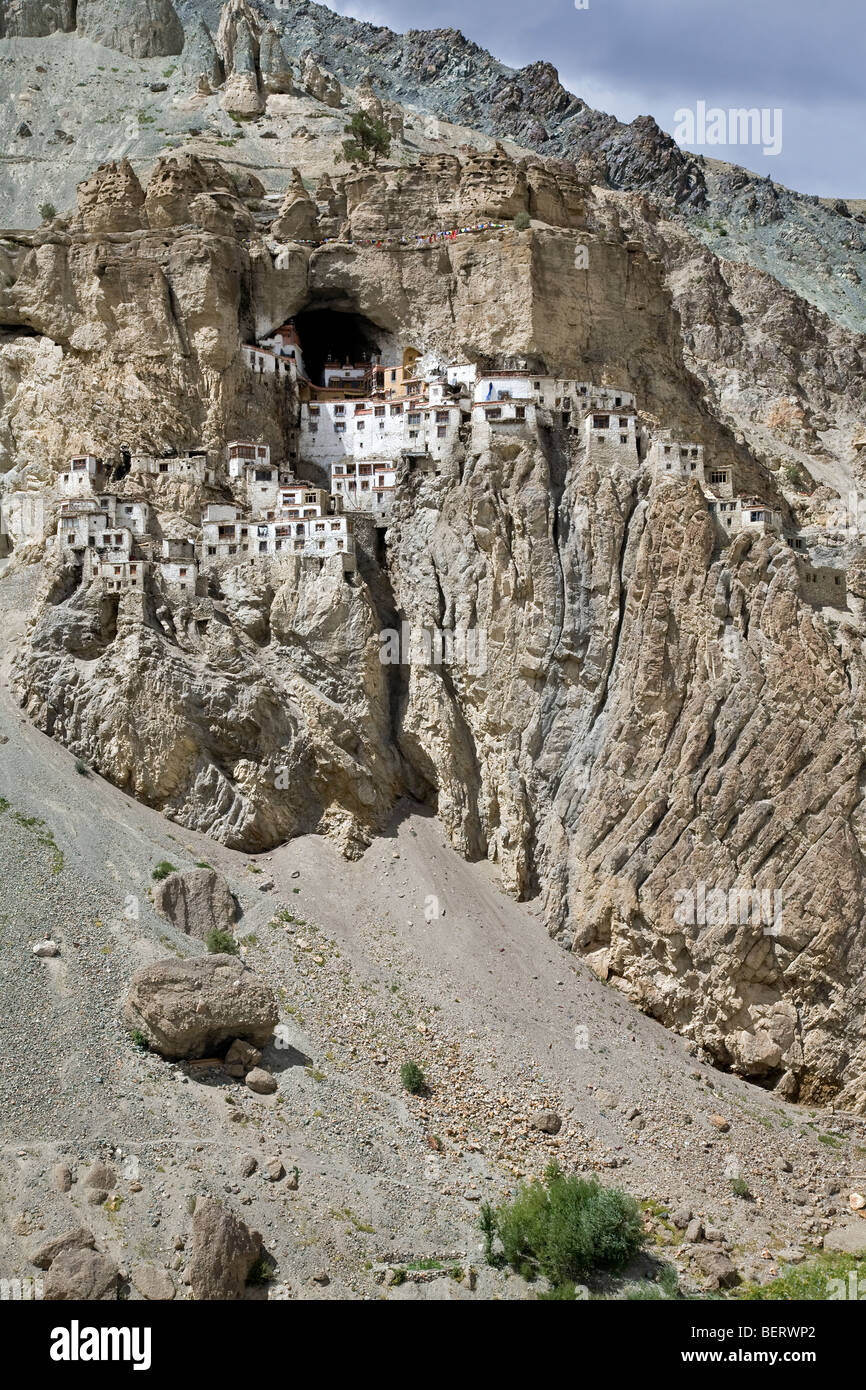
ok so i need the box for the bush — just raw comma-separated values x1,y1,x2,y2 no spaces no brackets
729,1176,751,1199
39,202,57,222
400,1061,426,1094
74,759,89,776
340,110,392,166
129,1028,149,1050
246,1257,275,1286
151,860,177,881
206,928,238,955
480,1162,644,1291
513,211,531,231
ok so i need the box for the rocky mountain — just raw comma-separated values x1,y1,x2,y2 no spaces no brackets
2,0,866,1296
2,113,866,1121
0,0,864,334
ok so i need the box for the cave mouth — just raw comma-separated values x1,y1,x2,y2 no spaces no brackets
292,308,389,387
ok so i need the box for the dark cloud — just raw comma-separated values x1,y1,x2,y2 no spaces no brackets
331,0,864,196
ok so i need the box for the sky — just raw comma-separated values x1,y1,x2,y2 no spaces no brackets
328,0,864,198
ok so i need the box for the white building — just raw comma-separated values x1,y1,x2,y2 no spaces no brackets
647,436,711,488
85,551,146,592
130,451,215,485
582,408,640,466
471,398,537,449
299,397,460,471
331,459,397,514
57,455,106,497
201,507,355,572
708,496,782,540
227,441,271,477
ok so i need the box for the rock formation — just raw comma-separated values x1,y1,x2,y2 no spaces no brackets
122,955,279,1058
76,0,184,58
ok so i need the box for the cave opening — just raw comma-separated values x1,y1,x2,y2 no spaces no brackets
292,308,392,387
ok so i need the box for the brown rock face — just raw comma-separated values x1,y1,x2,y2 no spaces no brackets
43,1248,118,1300
76,159,145,234
122,956,278,1058
188,1199,262,1299
30,1227,95,1270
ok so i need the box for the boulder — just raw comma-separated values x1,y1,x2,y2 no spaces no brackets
224,1038,262,1075
693,1248,741,1289
30,1227,95,1270
122,955,278,1059
188,1198,261,1300
85,1162,116,1190
44,1248,118,1300
132,1263,176,1300
152,867,238,940
245,1067,277,1095
530,1108,562,1135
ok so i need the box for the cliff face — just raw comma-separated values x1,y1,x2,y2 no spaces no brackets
3,139,866,1114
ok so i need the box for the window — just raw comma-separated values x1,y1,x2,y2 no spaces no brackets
516,406,525,420
357,421,365,431
374,406,386,417
408,413,421,425
620,435,627,444
437,426,446,437
593,415,609,430
207,546,216,556
335,423,346,433
334,404,345,416
710,471,728,485
534,381,540,389
436,411,449,423
390,404,401,416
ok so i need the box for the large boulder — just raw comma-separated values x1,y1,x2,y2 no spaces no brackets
152,867,238,940
188,1199,261,1300
123,955,278,1059
44,1249,118,1301
30,1227,95,1270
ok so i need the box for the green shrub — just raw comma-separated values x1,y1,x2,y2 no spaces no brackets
152,860,177,881
129,1028,149,1050
39,201,57,222
206,928,238,955
246,1257,275,1286
480,1162,644,1292
340,111,392,166
400,1061,426,1094
74,759,89,776
729,1176,752,1198
513,211,531,231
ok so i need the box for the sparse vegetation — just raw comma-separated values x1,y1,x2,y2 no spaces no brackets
339,111,392,166
480,1162,644,1294
513,211,531,230
39,201,57,222
729,1176,752,1198
74,759,89,776
206,928,238,955
400,1060,426,1094
129,1029,149,1050
246,1257,275,1286
151,861,177,881
736,1252,866,1301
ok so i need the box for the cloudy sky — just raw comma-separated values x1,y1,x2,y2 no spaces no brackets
329,0,863,198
